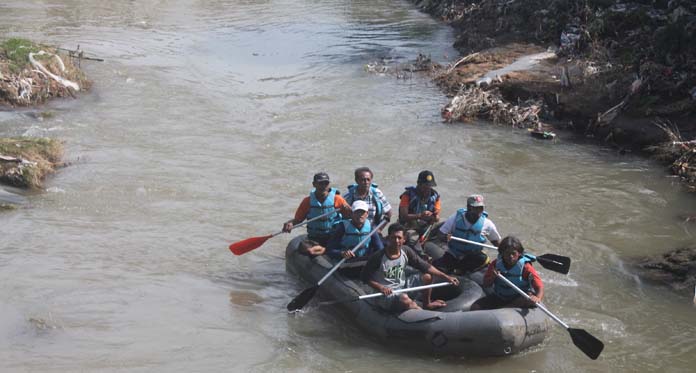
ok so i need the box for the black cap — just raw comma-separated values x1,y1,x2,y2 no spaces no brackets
417,170,436,186
313,172,330,183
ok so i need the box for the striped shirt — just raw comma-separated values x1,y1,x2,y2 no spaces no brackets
344,186,392,224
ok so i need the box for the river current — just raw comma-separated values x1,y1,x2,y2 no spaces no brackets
1,1,696,371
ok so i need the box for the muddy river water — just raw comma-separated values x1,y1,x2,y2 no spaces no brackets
2,0,696,371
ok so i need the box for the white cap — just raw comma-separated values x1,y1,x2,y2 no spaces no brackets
351,200,369,212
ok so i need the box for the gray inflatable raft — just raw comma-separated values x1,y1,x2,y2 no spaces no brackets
286,235,550,356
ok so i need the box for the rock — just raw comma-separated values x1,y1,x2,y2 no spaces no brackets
637,247,696,292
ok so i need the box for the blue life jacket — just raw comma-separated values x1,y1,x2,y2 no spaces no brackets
345,183,383,223
340,219,372,257
306,188,340,238
402,186,439,215
493,254,537,300
447,208,488,256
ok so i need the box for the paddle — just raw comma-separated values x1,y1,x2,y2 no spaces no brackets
229,208,338,255
495,273,604,360
418,224,434,245
413,223,435,261
287,219,388,312
318,282,453,307
448,236,571,274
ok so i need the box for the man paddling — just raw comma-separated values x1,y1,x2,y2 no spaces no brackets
326,200,384,260
434,194,501,274
282,172,352,255
470,235,544,310
361,223,459,311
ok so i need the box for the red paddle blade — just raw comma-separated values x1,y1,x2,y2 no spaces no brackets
229,235,273,255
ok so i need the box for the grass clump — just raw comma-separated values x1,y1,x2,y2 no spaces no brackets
0,38,42,73
0,137,63,188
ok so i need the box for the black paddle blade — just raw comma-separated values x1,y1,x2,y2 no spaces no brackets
568,328,604,360
537,254,571,274
287,286,318,312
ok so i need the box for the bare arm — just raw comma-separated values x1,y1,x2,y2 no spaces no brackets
426,265,459,286
405,247,459,285
525,264,544,303
367,279,392,295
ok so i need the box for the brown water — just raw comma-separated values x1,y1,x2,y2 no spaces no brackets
1,1,696,371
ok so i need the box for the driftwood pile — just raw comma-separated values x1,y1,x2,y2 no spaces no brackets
649,119,696,191
441,85,545,131
1,39,92,107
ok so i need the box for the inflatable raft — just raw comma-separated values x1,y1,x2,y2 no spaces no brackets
285,235,550,356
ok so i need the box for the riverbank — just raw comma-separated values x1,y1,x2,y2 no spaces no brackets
0,137,63,189
1,38,90,106
1,38,90,191
413,0,696,191
411,0,696,294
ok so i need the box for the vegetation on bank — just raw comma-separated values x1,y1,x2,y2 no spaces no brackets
0,137,63,188
1,38,42,73
1,37,91,106
1,37,95,190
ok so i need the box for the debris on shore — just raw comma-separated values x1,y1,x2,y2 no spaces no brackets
365,53,442,79
0,137,63,189
1,38,92,107
649,119,696,192
409,0,695,190
407,0,696,295
1,38,95,190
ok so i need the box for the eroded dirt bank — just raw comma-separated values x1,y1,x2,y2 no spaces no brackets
414,0,695,190
412,0,696,293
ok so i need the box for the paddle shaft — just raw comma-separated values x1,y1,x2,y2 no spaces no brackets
274,208,340,237
495,271,604,359
448,236,570,273
449,236,497,250
495,273,568,328
358,281,452,301
320,282,452,306
419,224,434,244
315,219,388,287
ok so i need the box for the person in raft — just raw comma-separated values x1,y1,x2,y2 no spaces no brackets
326,200,384,260
398,170,441,248
282,172,352,256
343,167,393,227
434,194,501,274
470,235,544,310
361,223,459,311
